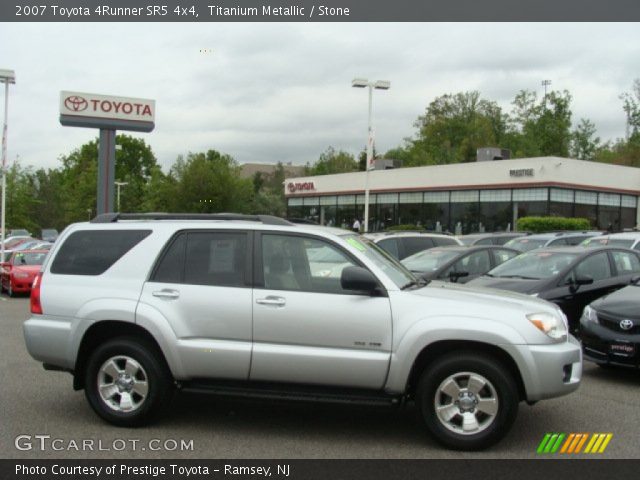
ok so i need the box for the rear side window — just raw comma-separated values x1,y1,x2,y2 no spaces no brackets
376,238,400,259
402,237,435,258
152,231,248,287
433,237,459,247
50,230,151,275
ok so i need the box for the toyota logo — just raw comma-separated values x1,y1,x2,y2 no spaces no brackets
619,319,634,330
64,95,88,112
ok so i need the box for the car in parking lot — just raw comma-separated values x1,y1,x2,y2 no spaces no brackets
580,280,640,368
402,245,519,283
1,250,48,297
581,232,640,250
458,232,525,246
504,232,602,252
364,231,463,260
468,247,640,332
23,213,582,451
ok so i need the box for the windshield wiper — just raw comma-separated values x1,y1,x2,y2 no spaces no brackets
401,278,430,290
498,275,541,280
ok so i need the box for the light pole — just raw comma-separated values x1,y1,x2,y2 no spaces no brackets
352,78,390,232
0,69,16,263
114,181,128,212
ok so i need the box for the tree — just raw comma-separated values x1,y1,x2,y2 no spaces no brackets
305,147,358,175
169,150,254,213
250,162,287,217
620,78,640,138
508,89,573,157
401,91,508,166
570,119,600,160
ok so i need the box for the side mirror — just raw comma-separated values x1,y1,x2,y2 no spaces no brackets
341,266,380,295
575,274,594,286
449,271,469,283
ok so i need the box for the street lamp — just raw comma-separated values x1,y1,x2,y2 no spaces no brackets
0,69,15,263
352,78,390,233
114,181,128,212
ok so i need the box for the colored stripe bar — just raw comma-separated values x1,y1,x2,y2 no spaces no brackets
551,433,566,453
544,434,559,453
574,433,589,454
598,434,613,453
537,433,552,454
560,434,575,454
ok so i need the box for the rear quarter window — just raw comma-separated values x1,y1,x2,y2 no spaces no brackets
50,230,151,275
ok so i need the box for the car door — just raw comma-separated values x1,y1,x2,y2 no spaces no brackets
547,251,616,327
138,230,253,380
250,232,393,389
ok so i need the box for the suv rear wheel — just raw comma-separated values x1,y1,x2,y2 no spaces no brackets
416,352,519,450
84,337,172,427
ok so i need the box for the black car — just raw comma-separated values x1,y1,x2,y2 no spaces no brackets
580,281,640,368
402,245,519,283
467,247,640,332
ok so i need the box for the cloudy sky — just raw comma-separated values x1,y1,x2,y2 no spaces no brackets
1,23,639,171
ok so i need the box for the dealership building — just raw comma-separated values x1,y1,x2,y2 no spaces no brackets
284,156,640,233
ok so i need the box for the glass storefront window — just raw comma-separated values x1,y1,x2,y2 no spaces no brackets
480,190,511,232
450,191,479,234
424,191,450,232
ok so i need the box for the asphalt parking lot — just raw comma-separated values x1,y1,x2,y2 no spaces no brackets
1,295,639,459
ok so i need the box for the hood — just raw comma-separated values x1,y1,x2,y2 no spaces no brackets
592,285,640,319
407,280,559,314
466,275,544,295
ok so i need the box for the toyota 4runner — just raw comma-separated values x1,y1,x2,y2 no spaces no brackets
23,213,582,450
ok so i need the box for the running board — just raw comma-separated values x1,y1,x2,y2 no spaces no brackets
180,381,402,407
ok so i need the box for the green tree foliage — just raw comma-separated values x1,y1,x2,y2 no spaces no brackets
305,147,358,175
570,119,600,160
250,162,287,217
508,90,573,157
169,150,253,213
2,162,39,233
401,91,508,166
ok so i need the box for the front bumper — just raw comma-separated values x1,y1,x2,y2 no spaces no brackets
504,335,582,402
580,319,640,368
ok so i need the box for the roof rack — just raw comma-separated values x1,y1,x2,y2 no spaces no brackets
90,212,294,226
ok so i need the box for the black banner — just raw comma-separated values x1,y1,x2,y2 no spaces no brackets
2,0,640,22
4,460,640,480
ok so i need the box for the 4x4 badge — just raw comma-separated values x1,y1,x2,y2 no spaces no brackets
619,319,634,330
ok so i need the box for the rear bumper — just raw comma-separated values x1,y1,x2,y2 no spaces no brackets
23,315,75,370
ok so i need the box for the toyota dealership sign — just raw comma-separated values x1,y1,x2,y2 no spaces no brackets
59,91,155,132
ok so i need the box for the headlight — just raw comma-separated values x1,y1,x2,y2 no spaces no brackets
582,305,599,324
526,312,567,341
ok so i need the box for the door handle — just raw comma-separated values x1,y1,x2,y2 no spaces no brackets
152,289,180,299
256,296,286,307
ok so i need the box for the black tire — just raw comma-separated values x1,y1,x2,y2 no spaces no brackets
416,352,519,451
84,336,173,427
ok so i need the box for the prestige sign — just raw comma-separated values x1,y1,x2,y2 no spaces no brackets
59,91,155,132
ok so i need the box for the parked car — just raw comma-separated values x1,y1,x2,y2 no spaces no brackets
1,250,48,297
364,231,463,260
1,236,35,262
24,212,581,451
580,280,640,368
581,232,640,250
402,245,519,283
468,247,640,332
8,229,31,237
504,232,602,252
458,232,526,246
41,228,59,242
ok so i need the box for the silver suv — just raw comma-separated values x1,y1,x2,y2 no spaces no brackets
24,213,582,450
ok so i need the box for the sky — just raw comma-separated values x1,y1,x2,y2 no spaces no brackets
1,22,639,172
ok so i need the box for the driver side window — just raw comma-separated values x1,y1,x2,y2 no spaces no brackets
261,234,359,294
565,252,612,284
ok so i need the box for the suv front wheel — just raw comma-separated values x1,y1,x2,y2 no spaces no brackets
416,352,519,450
84,337,172,427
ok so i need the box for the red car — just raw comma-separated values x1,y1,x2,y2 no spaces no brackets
1,250,48,297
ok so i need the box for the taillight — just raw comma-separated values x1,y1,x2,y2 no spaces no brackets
30,272,43,315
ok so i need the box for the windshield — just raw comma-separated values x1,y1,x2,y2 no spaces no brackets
342,235,416,288
488,251,578,280
402,249,460,272
12,252,47,266
504,238,547,252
